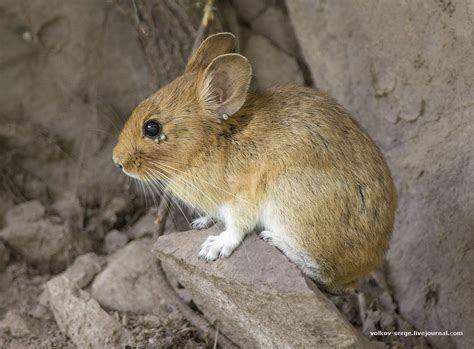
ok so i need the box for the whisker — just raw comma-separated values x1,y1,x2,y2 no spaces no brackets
138,178,149,209
142,176,159,208
144,169,192,228
147,163,220,217
144,155,200,168
143,169,180,228
151,167,217,227
149,160,255,207
143,171,186,232
159,191,181,232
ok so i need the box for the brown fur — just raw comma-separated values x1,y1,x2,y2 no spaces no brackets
113,33,397,294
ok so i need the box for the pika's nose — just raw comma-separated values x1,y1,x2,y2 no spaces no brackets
112,155,123,169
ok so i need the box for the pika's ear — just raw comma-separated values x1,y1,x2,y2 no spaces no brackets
198,53,252,119
186,32,236,73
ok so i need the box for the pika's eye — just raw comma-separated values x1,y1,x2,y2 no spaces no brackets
144,120,161,138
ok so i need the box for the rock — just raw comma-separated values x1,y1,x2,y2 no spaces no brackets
91,239,164,314
0,311,38,338
243,33,304,90
127,209,157,239
0,241,10,272
51,192,84,230
251,6,298,54
46,275,133,348
286,1,474,347
230,0,267,22
31,293,52,321
102,197,127,227
4,200,45,226
86,196,129,240
104,229,128,254
0,220,70,272
63,253,103,288
154,227,373,348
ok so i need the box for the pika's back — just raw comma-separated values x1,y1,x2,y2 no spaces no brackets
233,84,390,176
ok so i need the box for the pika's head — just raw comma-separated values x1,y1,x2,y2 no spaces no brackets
112,33,251,182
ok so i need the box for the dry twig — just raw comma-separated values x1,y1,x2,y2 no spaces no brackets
153,196,169,240
192,0,215,53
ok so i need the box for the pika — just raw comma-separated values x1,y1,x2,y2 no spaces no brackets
113,33,397,295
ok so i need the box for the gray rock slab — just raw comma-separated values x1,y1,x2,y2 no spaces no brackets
46,275,133,348
251,5,298,54
154,227,373,349
91,239,163,314
62,253,104,288
243,33,304,90
230,0,267,22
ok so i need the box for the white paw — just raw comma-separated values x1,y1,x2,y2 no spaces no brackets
190,216,214,230
260,230,276,242
198,230,241,261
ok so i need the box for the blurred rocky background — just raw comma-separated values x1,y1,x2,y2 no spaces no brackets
0,0,472,348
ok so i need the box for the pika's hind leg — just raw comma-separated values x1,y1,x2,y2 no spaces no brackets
260,230,354,296
260,230,324,282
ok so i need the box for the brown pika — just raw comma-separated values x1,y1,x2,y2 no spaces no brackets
113,33,397,295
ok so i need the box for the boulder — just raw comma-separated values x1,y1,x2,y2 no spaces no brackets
0,310,38,338
91,239,164,314
286,1,474,347
103,229,128,254
230,0,267,22
101,197,127,228
127,209,157,239
4,200,45,226
86,196,129,240
51,192,84,230
251,5,298,54
154,227,374,348
46,275,133,348
62,253,104,288
0,220,70,272
243,33,304,90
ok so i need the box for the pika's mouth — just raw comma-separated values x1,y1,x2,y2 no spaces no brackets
113,155,142,180
121,168,141,180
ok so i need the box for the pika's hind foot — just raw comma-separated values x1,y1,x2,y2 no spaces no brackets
191,216,214,230
198,230,242,261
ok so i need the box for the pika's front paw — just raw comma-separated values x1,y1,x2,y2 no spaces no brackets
190,216,214,230
198,231,241,261
260,230,275,242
